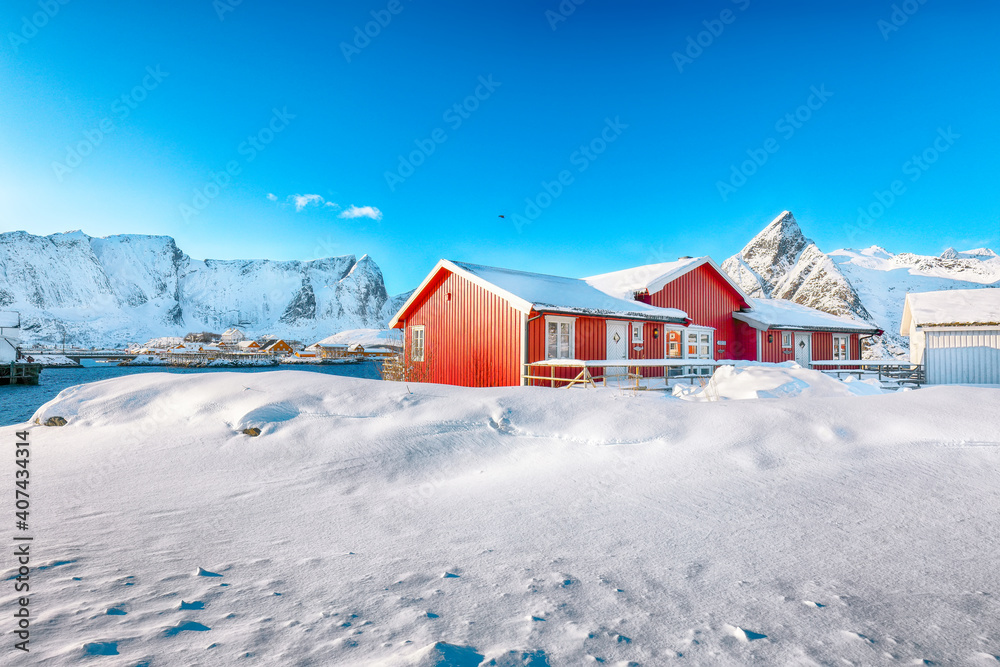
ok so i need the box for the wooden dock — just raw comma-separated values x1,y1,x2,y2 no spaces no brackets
0,362,42,386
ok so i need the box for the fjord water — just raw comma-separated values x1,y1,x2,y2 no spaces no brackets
0,360,383,426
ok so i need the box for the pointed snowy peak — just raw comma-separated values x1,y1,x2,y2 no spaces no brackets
940,247,960,259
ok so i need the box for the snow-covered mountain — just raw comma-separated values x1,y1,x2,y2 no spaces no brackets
722,212,1000,357
0,230,408,347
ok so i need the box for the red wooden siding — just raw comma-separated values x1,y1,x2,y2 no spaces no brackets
526,315,668,385
649,264,751,360
757,330,861,363
403,270,522,387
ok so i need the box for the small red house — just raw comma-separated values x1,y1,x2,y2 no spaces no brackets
388,260,689,387
587,256,879,370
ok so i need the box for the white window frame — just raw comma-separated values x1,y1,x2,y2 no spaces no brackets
631,322,643,344
411,325,425,362
832,334,850,361
781,331,792,348
684,328,714,376
545,315,575,360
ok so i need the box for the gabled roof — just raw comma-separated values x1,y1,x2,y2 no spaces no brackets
734,298,879,333
585,256,750,304
389,259,689,328
901,288,1000,334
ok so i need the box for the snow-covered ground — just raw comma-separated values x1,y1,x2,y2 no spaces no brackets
5,372,1000,665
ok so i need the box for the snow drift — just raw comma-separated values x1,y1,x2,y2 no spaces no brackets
7,373,1000,665
673,362,883,401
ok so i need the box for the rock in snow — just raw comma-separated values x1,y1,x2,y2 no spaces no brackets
0,230,408,347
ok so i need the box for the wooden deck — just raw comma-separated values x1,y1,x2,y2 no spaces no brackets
0,362,42,386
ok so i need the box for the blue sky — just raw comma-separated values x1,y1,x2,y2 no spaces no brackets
1,0,997,294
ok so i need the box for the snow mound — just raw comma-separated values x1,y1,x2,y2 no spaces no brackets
11,373,1000,665
673,362,883,400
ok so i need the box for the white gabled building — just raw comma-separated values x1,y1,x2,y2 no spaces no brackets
901,288,1000,384
220,328,247,345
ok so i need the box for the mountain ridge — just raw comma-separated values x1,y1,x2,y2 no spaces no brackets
0,230,406,347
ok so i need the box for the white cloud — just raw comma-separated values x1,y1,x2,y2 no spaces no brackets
289,194,325,211
339,205,383,221
266,193,278,201
323,201,340,210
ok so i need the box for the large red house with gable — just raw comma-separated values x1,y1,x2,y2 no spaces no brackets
389,256,879,387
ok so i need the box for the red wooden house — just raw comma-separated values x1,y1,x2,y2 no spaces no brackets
390,257,880,387
587,256,879,372
387,260,689,387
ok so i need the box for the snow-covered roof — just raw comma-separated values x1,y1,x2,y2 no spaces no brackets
734,298,879,333
586,256,749,303
0,311,19,328
389,260,689,327
900,288,1000,333
313,328,401,349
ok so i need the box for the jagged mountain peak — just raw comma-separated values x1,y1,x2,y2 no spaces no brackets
940,247,960,259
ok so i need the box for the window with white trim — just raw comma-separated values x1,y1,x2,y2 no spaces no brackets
411,325,425,362
631,322,643,344
832,335,849,361
685,330,714,375
781,331,792,348
545,316,575,359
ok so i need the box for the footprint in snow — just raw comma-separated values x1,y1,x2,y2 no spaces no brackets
442,572,460,579
83,642,119,655
802,600,825,608
196,567,222,577
164,621,211,636
106,606,127,616
732,626,767,642
179,601,205,610
844,631,874,643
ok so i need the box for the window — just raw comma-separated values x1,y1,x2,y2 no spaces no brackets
631,322,643,344
545,316,574,359
685,330,714,375
781,331,792,348
411,326,425,362
833,335,849,361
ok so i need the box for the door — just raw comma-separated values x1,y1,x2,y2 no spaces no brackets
685,330,714,375
606,321,628,376
794,333,812,367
